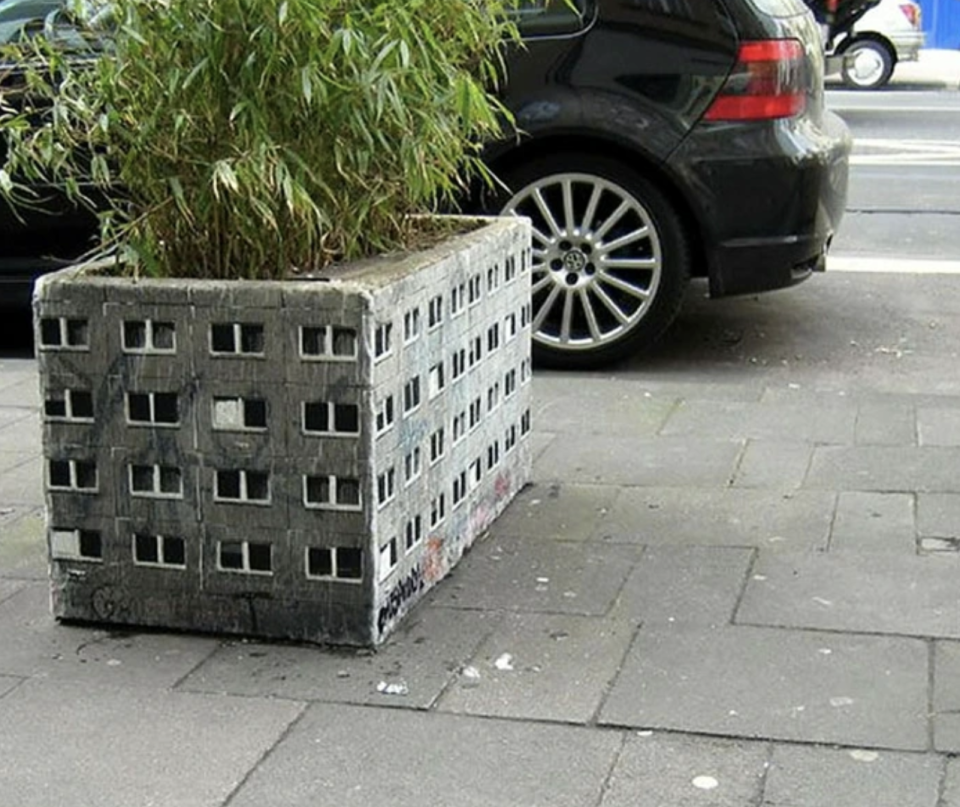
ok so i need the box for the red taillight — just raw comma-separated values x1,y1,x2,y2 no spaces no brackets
899,3,920,28
704,39,807,122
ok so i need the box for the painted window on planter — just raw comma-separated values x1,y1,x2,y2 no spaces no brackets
428,361,445,399
505,424,518,454
299,325,357,360
303,475,362,510
302,401,360,436
521,409,532,436
452,469,468,507
452,410,467,445
374,322,393,360
375,394,395,436
214,469,270,503
487,322,500,354
403,307,421,344
504,312,518,341
468,396,482,432
487,440,501,471
210,323,265,356
428,294,443,330
44,389,94,421
429,426,446,465
39,317,89,350
306,546,363,581
451,347,466,382
450,281,466,317
50,528,102,561
378,536,398,582
487,381,501,413
521,356,532,385
133,534,186,568
122,319,176,354
212,397,267,431
404,514,423,552
403,375,421,415
470,457,483,490
218,540,272,574
430,493,446,527
404,446,422,486
487,263,500,294
129,464,183,498
521,302,532,328
468,335,482,369
504,368,518,399
48,459,98,492
377,467,396,508
468,273,482,306
505,254,517,284
127,392,179,426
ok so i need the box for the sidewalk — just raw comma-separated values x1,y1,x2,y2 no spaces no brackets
4,269,960,805
827,46,960,89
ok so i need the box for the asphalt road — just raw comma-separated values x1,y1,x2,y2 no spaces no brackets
827,88,960,260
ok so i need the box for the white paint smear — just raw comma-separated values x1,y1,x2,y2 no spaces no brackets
692,776,719,791
494,653,514,671
850,750,880,763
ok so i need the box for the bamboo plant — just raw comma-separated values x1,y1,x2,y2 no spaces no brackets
0,0,521,279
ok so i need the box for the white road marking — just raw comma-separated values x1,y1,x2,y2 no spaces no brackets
850,138,960,167
828,256,960,274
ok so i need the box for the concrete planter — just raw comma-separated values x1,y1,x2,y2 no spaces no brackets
34,217,533,646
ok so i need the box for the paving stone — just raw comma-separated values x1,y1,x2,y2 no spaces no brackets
0,411,40,454
0,377,40,408
0,674,23,698
738,552,960,638
0,509,47,580
733,440,813,490
179,605,501,709
943,758,960,807
0,456,43,507
597,488,833,550
918,407,960,446
530,381,676,435
610,547,753,625
806,445,960,492
0,578,26,604
601,733,769,807
491,483,617,541
854,401,917,446
829,492,916,552
763,744,942,807
534,435,741,486
599,625,929,750
529,430,556,461
918,493,960,540
0,449,37,476
0,582,218,684
437,613,634,724
428,537,643,616
661,399,856,444
0,677,304,807
932,642,960,752
229,703,622,807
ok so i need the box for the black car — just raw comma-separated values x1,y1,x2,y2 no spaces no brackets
1,0,852,368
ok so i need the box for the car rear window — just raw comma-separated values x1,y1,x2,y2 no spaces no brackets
746,0,810,17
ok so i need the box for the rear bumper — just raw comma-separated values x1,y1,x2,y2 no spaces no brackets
667,110,851,299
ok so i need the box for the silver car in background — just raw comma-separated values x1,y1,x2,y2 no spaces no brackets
830,0,925,88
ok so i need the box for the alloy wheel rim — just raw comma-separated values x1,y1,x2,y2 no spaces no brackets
849,48,885,86
501,173,663,352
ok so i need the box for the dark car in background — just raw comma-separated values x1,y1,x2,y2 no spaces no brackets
1,0,852,368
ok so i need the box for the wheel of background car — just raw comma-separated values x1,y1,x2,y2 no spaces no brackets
495,154,691,369
840,39,895,89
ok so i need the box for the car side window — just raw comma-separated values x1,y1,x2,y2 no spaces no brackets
514,0,589,37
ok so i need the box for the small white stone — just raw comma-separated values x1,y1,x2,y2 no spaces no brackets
850,749,880,763
494,653,514,671
692,776,719,791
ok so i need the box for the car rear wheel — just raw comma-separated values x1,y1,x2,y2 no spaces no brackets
495,154,691,369
840,39,895,89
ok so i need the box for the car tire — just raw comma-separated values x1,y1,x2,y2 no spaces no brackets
840,39,895,90
492,153,691,369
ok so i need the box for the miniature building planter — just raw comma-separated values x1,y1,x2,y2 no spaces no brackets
34,217,533,646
